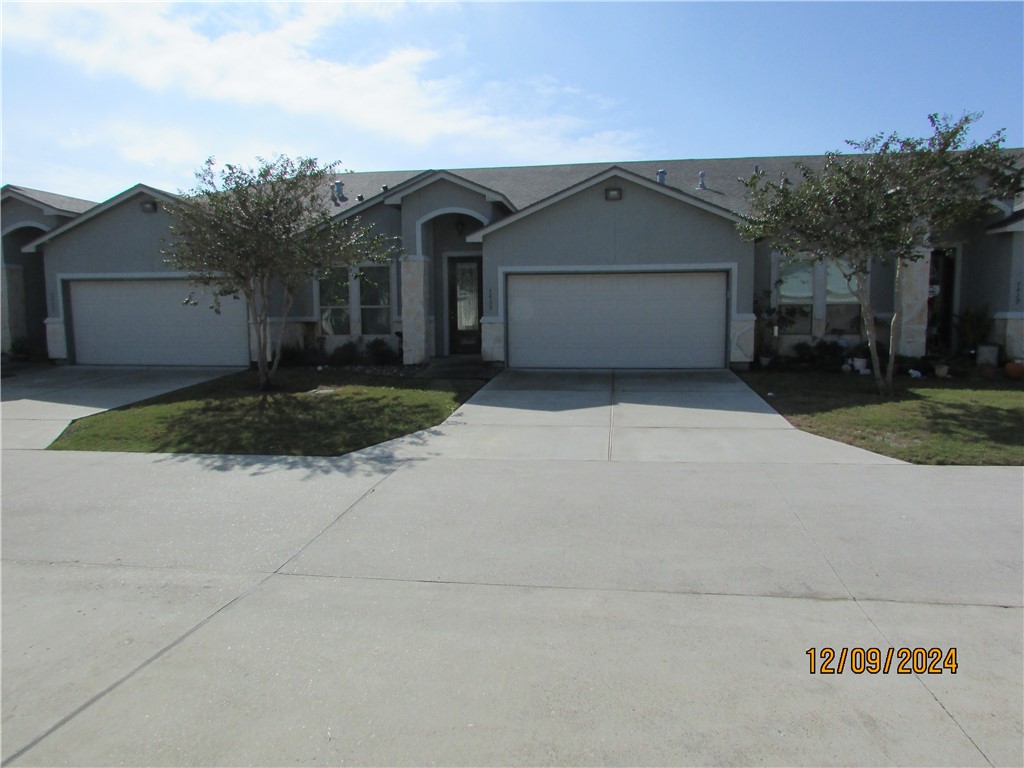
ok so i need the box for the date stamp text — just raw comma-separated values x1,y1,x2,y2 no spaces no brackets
806,647,958,674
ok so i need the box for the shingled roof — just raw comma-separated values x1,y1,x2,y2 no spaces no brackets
326,155,834,220
1,184,97,215
328,148,1023,221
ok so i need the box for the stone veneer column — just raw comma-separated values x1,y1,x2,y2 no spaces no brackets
45,317,67,360
896,254,930,357
400,254,429,364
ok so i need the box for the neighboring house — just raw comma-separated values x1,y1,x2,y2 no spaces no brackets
10,154,1024,368
2,185,96,358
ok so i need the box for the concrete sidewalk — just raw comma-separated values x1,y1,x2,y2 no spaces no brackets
1,367,1020,766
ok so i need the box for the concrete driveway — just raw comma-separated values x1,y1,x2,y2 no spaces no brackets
364,369,904,464
2,367,1021,766
1,364,243,449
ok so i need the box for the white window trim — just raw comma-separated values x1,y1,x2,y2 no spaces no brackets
314,262,397,338
355,263,394,337
315,269,354,337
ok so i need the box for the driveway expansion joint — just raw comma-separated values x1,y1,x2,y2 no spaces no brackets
0,571,276,767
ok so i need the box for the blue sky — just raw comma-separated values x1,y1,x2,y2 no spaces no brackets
2,1,1022,202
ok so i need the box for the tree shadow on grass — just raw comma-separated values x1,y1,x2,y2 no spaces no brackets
919,399,1024,452
152,389,451,477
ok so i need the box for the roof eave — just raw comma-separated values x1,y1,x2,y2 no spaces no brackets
1,188,82,218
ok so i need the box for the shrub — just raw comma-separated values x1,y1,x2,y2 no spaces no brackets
277,341,325,367
328,341,360,367
363,337,400,365
792,341,815,363
276,343,306,367
813,340,845,371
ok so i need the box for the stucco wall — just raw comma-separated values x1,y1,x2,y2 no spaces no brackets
1,198,67,234
481,178,755,314
398,179,495,257
959,229,1019,314
41,195,179,318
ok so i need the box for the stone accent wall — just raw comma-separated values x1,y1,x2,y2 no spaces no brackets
993,314,1024,360
730,314,755,363
45,317,66,360
897,257,929,357
481,317,504,362
400,254,429,364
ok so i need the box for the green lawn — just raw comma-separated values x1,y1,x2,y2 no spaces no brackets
49,368,488,456
739,370,1024,465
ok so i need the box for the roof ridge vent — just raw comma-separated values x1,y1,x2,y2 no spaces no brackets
696,171,707,190
656,169,667,185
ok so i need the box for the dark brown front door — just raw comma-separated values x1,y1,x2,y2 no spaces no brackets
448,257,482,354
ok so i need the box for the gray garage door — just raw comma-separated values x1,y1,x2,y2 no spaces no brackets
70,279,250,366
506,272,727,368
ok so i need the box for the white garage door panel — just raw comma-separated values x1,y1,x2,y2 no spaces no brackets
71,280,249,366
507,272,727,368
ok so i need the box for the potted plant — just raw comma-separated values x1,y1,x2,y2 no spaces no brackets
954,306,994,360
849,342,870,373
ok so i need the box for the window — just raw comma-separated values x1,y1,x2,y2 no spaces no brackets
773,255,867,337
825,260,862,334
777,260,813,334
319,271,350,336
359,266,391,335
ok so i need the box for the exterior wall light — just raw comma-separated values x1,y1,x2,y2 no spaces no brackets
604,187,622,201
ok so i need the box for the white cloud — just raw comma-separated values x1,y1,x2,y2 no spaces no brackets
2,1,644,166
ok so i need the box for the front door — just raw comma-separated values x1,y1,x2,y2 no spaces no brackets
927,248,957,355
448,257,482,354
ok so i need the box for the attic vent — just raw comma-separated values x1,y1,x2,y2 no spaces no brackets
357,194,364,202
381,184,388,192
696,171,707,190
656,169,667,185
331,179,346,206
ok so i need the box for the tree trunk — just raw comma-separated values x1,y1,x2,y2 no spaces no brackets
269,287,294,380
856,280,886,396
885,258,906,396
250,276,273,391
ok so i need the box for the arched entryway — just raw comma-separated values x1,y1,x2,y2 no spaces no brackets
2,226,49,358
416,209,488,355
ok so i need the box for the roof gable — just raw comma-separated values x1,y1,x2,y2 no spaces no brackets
465,165,740,243
22,183,176,253
382,170,515,210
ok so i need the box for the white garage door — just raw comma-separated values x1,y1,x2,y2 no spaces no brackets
507,272,727,368
70,280,250,366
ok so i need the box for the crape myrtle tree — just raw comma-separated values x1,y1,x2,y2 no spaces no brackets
164,155,395,390
739,113,1022,395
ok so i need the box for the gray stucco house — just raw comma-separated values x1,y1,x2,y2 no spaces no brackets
3,155,1022,369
